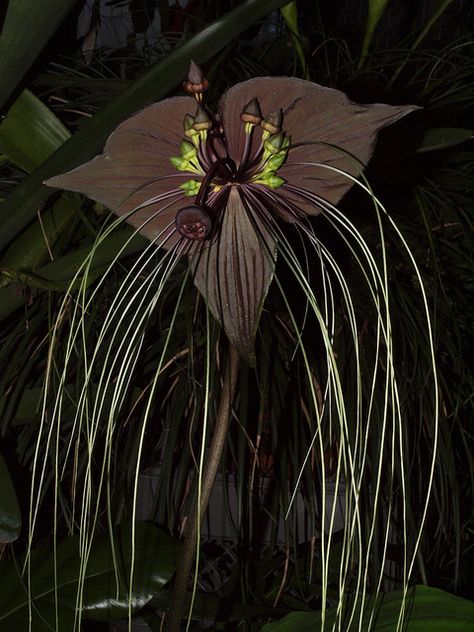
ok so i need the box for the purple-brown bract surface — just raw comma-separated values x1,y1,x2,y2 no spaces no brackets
46,71,418,363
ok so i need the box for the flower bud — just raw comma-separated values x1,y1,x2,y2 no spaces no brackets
180,140,197,161
266,152,287,171
169,156,191,171
264,133,284,154
240,98,262,126
255,173,285,189
192,104,213,131
183,114,199,146
183,113,197,133
179,179,201,197
183,61,209,96
261,109,283,134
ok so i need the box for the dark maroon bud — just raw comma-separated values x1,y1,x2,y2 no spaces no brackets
175,205,212,241
192,104,212,131
183,60,209,96
241,98,262,125
261,109,283,134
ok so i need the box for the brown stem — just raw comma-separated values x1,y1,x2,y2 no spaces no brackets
167,344,240,631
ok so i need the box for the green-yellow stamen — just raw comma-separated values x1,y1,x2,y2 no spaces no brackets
265,151,288,171
244,122,254,135
252,173,286,189
180,179,201,196
172,102,290,192
169,156,203,175
180,140,198,161
250,130,290,189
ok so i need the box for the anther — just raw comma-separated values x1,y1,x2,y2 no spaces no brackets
240,98,262,126
264,133,285,154
261,109,283,135
192,104,213,132
180,140,197,161
183,61,209,100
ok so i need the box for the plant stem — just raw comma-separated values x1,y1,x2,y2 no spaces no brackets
167,344,240,631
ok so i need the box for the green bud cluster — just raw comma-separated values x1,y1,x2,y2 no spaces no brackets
180,140,197,161
179,179,201,196
169,156,192,171
264,133,285,154
253,173,286,188
169,136,204,175
183,114,199,143
252,133,290,189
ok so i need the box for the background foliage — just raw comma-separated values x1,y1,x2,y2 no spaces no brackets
0,0,473,630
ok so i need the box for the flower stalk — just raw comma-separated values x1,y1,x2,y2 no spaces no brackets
167,344,240,632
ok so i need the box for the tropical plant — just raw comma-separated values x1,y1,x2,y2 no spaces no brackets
0,1,473,631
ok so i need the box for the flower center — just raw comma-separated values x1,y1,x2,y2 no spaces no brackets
171,89,291,241
170,98,290,200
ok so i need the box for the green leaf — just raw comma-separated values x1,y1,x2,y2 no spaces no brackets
377,586,474,631
417,128,474,153
260,585,474,631
0,195,78,273
0,522,180,628
0,0,79,111
358,0,389,68
0,89,70,172
0,267,69,291
0,228,147,321
0,387,42,425
280,2,308,78
0,90,78,293
0,0,291,253
0,451,21,543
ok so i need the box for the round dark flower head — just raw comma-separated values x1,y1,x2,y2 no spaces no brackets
46,65,418,364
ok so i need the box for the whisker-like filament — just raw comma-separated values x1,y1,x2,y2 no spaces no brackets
30,68,434,632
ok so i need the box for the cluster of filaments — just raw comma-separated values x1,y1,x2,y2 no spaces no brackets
172,62,291,241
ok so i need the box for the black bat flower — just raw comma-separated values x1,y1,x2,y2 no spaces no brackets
46,64,418,363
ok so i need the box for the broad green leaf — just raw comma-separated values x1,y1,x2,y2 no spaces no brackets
260,585,474,631
358,0,389,68
0,522,179,628
0,0,79,111
0,387,42,425
280,2,308,78
417,128,474,153
30,226,147,285
0,90,77,287
0,228,147,320
0,451,21,543
0,89,70,172
0,0,291,253
0,195,78,273
0,267,69,291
